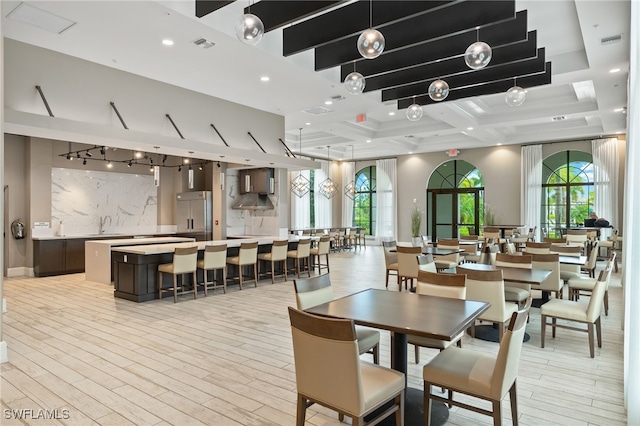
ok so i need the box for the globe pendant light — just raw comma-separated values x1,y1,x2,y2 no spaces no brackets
357,0,385,59
236,2,263,45
464,29,492,70
428,79,450,101
318,146,339,199
406,97,423,121
344,145,356,200
344,62,365,94
290,128,311,198
505,78,526,107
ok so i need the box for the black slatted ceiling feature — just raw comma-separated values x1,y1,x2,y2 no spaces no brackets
282,1,453,56
243,1,342,33
196,1,236,18
339,12,530,82
372,33,538,95
396,63,552,108
314,0,515,71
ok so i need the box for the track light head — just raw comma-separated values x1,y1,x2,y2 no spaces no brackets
198,164,203,171
76,152,81,159
127,161,132,167
217,161,221,168
100,146,106,155
66,154,71,160
82,158,87,165
85,151,92,157
178,165,182,172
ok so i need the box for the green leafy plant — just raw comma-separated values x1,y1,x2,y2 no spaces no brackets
411,206,422,238
484,204,496,226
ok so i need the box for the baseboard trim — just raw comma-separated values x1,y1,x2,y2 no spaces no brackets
0,341,7,363
7,267,34,277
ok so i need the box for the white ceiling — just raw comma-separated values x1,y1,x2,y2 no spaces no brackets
2,0,630,162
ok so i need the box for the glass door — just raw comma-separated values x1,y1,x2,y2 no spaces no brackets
429,189,481,240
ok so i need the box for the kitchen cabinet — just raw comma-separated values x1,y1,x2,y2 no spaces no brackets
239,168,274,194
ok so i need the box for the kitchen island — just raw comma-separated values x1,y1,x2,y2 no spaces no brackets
85,237,196,285
111,236,312,302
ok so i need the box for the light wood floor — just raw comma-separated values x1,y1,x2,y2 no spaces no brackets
1,247,626,425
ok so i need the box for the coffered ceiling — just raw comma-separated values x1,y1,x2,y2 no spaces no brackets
2,0,630,162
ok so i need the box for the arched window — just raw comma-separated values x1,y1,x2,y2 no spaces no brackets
427,160,484,238
541,150,593,238
353,166,376,235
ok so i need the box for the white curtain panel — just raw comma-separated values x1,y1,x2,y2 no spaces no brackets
624,0,639,421
341,161,355,227
314,160,332,228
520,145,542,241
592,137,619,233
375,158,397,244
289,170,311,229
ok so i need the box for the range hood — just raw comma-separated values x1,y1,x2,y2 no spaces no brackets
231,193,274,210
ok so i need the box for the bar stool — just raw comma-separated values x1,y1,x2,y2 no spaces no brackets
257,239,288,283
197,244,227,295
226,242,259,289
158,246,198,302
309,235,331,274
287,239,311,278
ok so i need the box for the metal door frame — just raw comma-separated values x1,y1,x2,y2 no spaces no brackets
428,188,481,239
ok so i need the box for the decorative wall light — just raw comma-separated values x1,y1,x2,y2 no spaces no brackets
428,79,450,101
357,0,385,59
464,28,492,70
406,97,423,121
318,146,339,199
505,77,526,106
153,166,160,187
188,164,194,189
290,128,311,198
344,62,365,94
344,145,356,200
236,1,264,45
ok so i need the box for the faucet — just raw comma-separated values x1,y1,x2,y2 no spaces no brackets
99,216,111,235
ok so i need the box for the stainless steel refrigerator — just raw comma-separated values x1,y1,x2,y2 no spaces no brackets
176,191,212,241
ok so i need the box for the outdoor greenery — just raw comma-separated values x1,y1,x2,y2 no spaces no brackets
353,166,376,235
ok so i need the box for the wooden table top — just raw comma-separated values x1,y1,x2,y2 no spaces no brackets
447,263,552,285
305,289,489,341
392,246,465,256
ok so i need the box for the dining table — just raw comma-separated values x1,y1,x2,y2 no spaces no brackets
305,288,489,426
485,225,524,238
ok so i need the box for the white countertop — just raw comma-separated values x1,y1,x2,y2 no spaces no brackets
33,233,176,241
111,235,313,255
86,237,194,246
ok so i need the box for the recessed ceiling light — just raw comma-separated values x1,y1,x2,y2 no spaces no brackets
162,39,174,46
467,127,474,130
614,108,624,112
366,139,371,143
324,100,333,105
305,122,311,126
609,68,621,73
389,112,396,116
615,131,622,134
260,76,270,82
497,143,502,146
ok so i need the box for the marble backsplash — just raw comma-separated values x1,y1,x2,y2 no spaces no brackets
226,169,281,236
51,168,157,236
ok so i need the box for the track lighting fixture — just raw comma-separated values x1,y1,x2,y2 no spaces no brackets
76,152,81,159
66,154,71,160
127,161,132,167
217,161,221,168
85,151,92,157
82,158,87,166
100,146,106,155
178,165,182,172
198,164,203,171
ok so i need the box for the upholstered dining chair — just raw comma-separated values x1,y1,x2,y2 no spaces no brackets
524,241,551,254
599,229,621,272
309,235,331,274
422,299,531,426
479,244,500,266
226,241,259,289
482,227,502,244
288,307,404,426
565,229,588,249
197,244,227,295
293,273,380,364
382,240,399,288
568,253,615,316
287,239,312,278
460,235,481,263
257,239,288,283
158,246,198,302
495,253,532,307
581,241,600,278
434,238,460,271
541,271,608,357
396,245,422,291
550,244,582,283
417,254,437,273
511,226,536,251
532,253,563,299
410,271,466,364
462,266,518,342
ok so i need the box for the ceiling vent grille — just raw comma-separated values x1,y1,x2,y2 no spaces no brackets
193,38,215,48
601,34,622,45
552,116,567,121
301,106,333,115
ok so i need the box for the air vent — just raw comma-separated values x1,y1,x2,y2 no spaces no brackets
193,38,215,49
301,106,333,115
601,34,622,45
552,116,567,121
330,95,346,101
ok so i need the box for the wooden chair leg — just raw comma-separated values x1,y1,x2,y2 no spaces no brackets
326,253,330,273
296,394,306,426
604,291,609,315
414,345,420,364
424,382,433,426
396,392,404,426
509,381,518,426
222,267,227,293
173,275,178,303
540,315,546,348
192,271,197,299
253,263,258,287
588,322,595,358
158,271,162,300
239,265,244,290
492,400,502,426
498,322,504,343
596,317,602,348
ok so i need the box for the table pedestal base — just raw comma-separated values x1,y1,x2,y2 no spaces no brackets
470,324,530,343
366,387,449,426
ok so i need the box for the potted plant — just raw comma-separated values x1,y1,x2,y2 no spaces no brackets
411,205,422,247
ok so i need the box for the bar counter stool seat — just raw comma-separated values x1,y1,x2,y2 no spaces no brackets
309,236,331,274
197,244,227,295
288,239,312,278
257,239,288,283
226,242,259,290
158,246,198,302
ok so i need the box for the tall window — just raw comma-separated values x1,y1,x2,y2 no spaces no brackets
541,151,594,238
353,166,376,235
309,170,315,227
